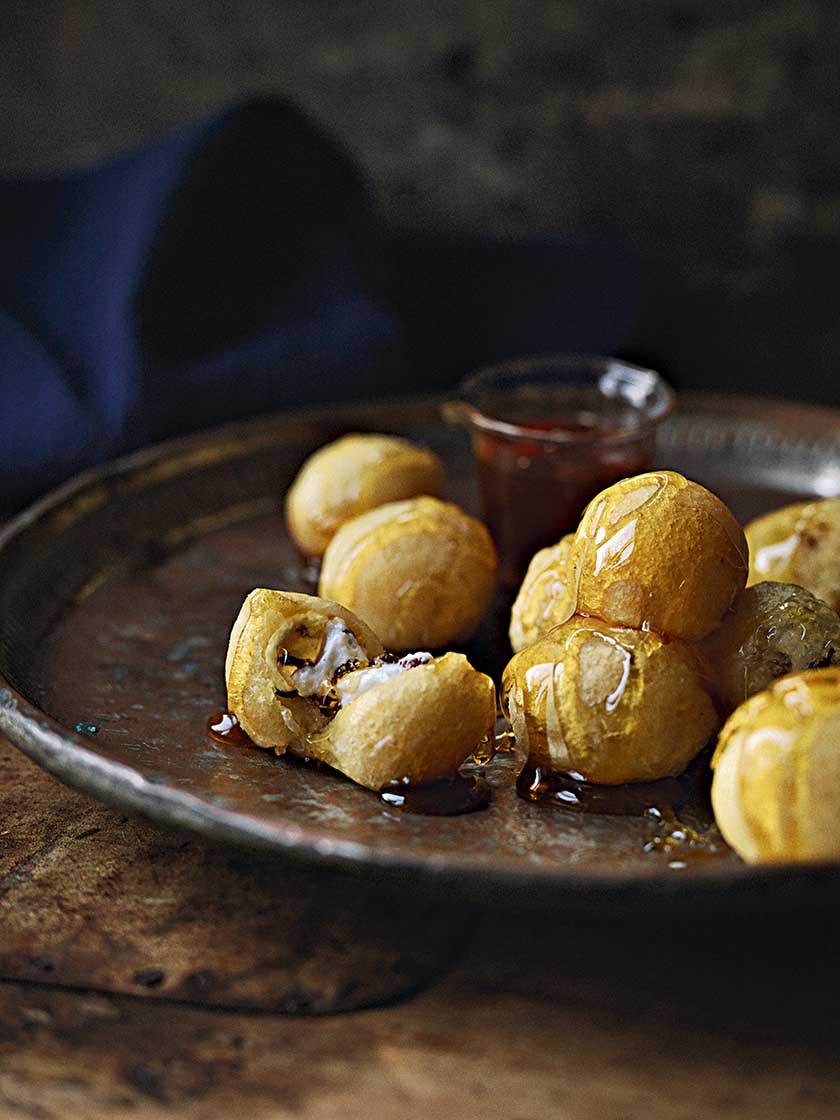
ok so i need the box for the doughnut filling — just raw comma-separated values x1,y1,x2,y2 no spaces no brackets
290,617,433,710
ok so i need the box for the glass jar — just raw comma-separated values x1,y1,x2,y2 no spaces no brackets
443,354,674,582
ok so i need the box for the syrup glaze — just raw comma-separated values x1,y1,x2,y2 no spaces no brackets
566,470,749,642
206,716,723,845
642,805,720,864
502,617,720,786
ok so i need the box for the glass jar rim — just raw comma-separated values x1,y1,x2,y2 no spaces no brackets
446,353,675,447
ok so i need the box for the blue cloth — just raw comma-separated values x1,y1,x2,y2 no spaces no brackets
0,97,644,514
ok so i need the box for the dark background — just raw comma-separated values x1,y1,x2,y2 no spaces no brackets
1,1,839,404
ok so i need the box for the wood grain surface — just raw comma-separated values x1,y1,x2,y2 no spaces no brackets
0,740,468,1013
1,736,840,1118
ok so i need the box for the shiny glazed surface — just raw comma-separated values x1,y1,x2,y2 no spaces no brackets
712,668,840,864
565,470,748,642
502,617,719,784
746,498,840,613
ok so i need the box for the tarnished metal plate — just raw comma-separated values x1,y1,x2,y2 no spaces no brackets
2,392,840,913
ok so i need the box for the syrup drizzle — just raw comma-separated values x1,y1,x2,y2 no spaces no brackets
207,709,720,847
206,711,253,746
516,765,683,816
643,805,720,865
379,773,491,816
516,758,721,865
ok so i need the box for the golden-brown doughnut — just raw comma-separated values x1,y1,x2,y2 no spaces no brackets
319,496,498,650
566,470,748,641
501,616,720,784
318,651,496,789
702,581,840,713
711,669,840,864
225,589,495,790
285,433,444,557
745,498,840,612
508,535,574,653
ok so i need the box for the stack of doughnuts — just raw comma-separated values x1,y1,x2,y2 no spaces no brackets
503,471,747,784
506,479,840,862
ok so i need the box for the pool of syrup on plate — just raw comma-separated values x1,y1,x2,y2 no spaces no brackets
206,712,491,817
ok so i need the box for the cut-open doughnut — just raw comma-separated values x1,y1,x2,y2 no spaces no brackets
225,589,496,790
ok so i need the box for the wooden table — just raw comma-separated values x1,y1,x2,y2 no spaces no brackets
1,735,839,1119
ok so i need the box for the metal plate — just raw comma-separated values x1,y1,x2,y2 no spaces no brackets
2,392,840,913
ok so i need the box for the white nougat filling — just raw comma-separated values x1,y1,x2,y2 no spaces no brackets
290,617,432,708
292,619,369,697
336,652,433,706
